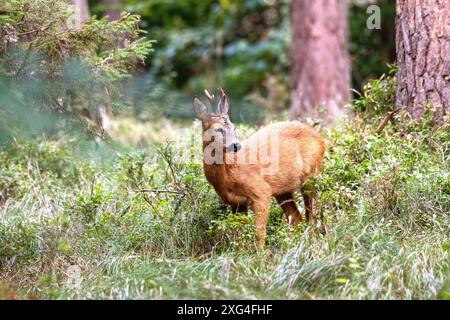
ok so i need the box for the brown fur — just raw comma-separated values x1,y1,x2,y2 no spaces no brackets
195,91,325,248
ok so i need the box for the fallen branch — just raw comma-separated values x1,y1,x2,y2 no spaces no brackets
375,109,399,134
135,189,185,213
135,189,184,195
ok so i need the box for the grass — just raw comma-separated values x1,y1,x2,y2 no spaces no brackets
0,77,449,299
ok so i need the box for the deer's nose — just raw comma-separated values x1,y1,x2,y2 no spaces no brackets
226,142,241,153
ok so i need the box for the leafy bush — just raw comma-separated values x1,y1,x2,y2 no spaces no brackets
0,0,153,141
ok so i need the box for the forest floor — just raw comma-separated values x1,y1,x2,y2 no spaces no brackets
1,102,449,299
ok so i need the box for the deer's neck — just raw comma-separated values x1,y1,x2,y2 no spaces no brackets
202,141,235,192
201,140,249,206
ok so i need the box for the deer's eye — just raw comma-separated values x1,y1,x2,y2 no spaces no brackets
214,128,224,134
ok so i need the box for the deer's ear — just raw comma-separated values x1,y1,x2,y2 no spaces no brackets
193,97,210,121
216,95,229,115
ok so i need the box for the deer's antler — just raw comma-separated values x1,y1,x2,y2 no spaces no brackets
204,89,217,112
204,89,215,103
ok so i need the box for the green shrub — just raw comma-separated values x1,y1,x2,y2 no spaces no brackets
0,0,154,141
0,74,449,299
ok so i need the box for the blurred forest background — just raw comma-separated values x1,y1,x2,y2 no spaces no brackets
108,0,395,116
0,0,397,143
91,0,396,121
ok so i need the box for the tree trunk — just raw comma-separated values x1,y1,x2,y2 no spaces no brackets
102,0,121,22
396,0,450,123
290,0,351,122
70,0,90,28
69,0,112,135
102,0,124,48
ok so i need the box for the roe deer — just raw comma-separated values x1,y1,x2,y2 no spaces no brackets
194,88,325,248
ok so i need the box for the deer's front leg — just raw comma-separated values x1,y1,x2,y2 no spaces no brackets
251,199,270,248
